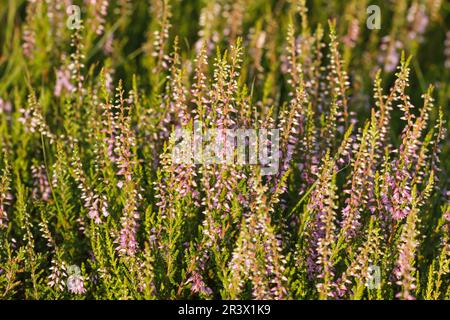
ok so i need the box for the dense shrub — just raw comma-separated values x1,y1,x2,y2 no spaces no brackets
0,0,449,300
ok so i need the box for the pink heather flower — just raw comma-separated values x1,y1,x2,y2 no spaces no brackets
407,3,429,41
54,67,75,96
187,272,213,296
85,0,109,35
378,36,403,72
48,260,67,292
380,166,413,221
72,150,109,224
0,164,12,229
31,164,52,202
444,212,450,222
67,275,86,294
274,86,306,194
18,94,56,143
111,83,141,256
0,98,12,114
444,204,450,222
306,157,338,299
395,209,418,300
117,190,139,255
103,32,114,55
22,26,35,58
85,194,109,224
343,19,360,48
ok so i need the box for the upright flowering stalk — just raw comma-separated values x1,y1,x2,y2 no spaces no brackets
389,88,433,220
430,108,446,177
343,18,360,48
395,188,419,300
19,93,55,144
373,70,394,155
297,103,320,194
0,155,12,229
98,70,117,164
149,38,190,152
284,23,301,92
296,22,325,107
148,0,172,72
227,173,287,299
337,217,382,298
305,153,338,298
31,164,52,202
276,81,307,195
223,0,245,44
85,0,109,35
369,66,407,228
47,259,67,292
71,145,109,225
327,21,350,128
54,66,75,97
406,2,429,42
248,27,266,74
154,133,201,295
51,142,76,233
15,179,40,299
40,211,69,294
179,136,244,296
401,86,434,184
378,36,403,73
22,1,36,58
69,25,86,112
340,112,379,238
167,38,190,126
195,1,223,54
376,56,435,224
191,42,210,123
210,38,242,128
46,0,72,44
425,228,450,299
114,81,141,256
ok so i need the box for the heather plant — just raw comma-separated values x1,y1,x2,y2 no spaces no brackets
0,0,449,300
